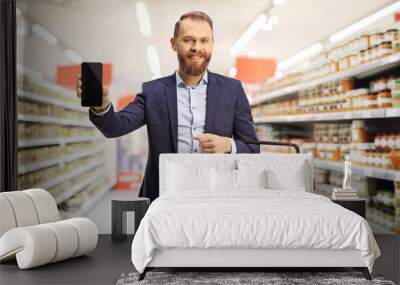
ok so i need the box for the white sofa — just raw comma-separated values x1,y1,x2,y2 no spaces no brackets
0,189,98,269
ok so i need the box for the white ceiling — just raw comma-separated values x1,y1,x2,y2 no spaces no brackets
17,0,398,97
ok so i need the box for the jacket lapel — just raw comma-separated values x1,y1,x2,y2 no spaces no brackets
164,74,178,152
204,71,219,133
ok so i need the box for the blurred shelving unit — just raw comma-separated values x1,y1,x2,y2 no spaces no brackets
17,68,117,217
251,34,400,235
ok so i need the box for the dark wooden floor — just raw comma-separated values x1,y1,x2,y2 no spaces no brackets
1,234,399,285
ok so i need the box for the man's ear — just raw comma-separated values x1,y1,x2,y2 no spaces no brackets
170,37,177,52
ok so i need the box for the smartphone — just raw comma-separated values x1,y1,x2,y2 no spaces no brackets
81,62,103,107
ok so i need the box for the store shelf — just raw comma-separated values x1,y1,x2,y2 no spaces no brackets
18,114,92,127
34,159,104,190
55,170,104,204
385,107,400,118
17,90,86,113
254,108,399,123
18,136,101,148
315,159,400,181
386,169,400,181
18,147,104,175
60,180,115,219
251,53,400,106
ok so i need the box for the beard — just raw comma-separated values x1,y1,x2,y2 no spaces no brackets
177,48,212,76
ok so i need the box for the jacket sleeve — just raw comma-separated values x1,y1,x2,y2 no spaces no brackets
232,82,260,153
89,92,146,138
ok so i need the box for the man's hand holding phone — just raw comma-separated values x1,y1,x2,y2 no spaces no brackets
75,74,110,113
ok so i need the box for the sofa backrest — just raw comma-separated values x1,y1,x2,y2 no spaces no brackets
159,153,313,196
0,189,59,237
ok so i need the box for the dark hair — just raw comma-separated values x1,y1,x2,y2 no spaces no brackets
173,11,213,38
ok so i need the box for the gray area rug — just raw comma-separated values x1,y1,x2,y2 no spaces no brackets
116,271,396,285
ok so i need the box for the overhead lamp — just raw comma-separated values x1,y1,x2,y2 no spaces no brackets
136,2,151,36
277,43,323,70
147,45,161,76
262,20,273,31
32,24,58,45
230,14,267,56
273,0,287,6
329,1,400,43
64,49,83,63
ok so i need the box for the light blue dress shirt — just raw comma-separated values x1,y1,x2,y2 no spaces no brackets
175,71,236,154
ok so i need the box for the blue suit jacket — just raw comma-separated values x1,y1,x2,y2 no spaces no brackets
90,71,260,201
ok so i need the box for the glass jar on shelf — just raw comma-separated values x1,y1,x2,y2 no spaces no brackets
366,93,378,109
392,88,400,107
377,41,393,58
358,49,366,64
384,29,398,42
377,89,392,108
394,33,400,53
390,135,400,170
351,120,369,143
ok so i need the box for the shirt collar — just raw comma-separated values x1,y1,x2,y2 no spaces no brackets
175,70,208,88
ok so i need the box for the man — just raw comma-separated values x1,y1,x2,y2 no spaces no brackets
76,11,260,202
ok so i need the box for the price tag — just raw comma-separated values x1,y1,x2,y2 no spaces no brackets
395,172,400,182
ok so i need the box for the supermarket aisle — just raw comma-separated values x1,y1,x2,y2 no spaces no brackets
86,189,139,234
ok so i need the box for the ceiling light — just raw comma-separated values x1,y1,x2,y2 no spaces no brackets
329,1,400,43
277,43,323,70
273,0,287,6
262,21,273,32
147,45,161,76
230,14,267,56
64,49,83,63
229,67,237,77
136,2,151,36
32,24,58,45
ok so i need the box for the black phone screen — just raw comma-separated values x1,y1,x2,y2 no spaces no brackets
81,62,103,107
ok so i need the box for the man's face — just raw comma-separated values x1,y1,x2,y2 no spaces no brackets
171,18,213,76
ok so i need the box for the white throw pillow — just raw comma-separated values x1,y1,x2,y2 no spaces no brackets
211,168,237,191
167,162,211,191
265,162,306,191
236,169,267,189
237,157,308,191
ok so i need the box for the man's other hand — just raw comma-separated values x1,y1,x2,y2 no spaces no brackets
194,133,232,153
